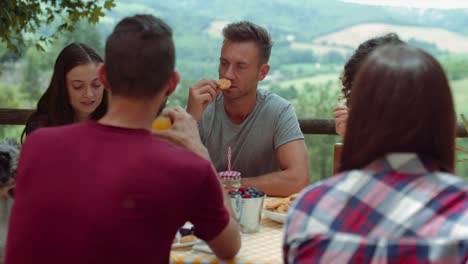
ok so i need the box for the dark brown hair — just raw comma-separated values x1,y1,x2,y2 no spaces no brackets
340,44,455,172
105,14,175,98
21,43,107,142
340,33,403,106
222,21,273,64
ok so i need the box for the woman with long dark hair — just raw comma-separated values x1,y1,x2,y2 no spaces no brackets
284,44,467,263
21,43,108,141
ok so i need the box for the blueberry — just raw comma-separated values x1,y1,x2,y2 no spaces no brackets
247,187,256,193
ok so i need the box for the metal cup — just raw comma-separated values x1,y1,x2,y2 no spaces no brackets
230,195,265,233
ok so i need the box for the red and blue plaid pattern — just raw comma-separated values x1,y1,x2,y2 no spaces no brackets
284,153,468,264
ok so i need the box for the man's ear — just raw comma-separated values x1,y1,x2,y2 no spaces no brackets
97,63,110,90
258,63,270,81
165,71,180,96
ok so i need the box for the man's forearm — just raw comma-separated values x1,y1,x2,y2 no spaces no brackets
241,170,309,197
186,105,203,122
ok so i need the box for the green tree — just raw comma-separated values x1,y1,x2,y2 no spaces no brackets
0,84,23,139
0,43,22,62
457,115,468,178
407,38,447,56
457,138,468,178
20,47,48,102
440,56,468,81
53,21,105,55
166,79,191,108
0,42,23,74
292,81,341,182
318,51,345,65
0,0,115,52
269,84,299,101
271,47,316,66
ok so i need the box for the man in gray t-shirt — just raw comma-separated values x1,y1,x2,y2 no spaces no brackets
199,89,303,178
187,21,310,197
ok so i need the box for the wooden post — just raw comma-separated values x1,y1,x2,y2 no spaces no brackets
333,143,343,175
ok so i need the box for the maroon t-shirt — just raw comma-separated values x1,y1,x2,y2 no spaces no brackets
5,121,229,264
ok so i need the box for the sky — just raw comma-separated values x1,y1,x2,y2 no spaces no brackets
342,0,468,9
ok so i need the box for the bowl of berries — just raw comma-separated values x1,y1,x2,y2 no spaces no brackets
228,187,266,233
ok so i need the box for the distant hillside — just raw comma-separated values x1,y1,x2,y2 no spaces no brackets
110,0,468,41
207,21,468,59
99,0,468,80
312,23,468,54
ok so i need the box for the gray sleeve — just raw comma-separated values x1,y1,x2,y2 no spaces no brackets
274,103,304,149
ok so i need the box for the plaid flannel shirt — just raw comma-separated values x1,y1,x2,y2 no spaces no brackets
284,153,468,264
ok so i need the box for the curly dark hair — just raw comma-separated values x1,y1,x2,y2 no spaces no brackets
340,33,403,106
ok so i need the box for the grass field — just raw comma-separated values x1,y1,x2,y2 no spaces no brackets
451,78,468,115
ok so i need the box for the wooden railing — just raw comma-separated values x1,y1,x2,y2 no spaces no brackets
0,108,467,137
0,109,33,125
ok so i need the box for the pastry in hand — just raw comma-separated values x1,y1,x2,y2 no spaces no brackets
218,78,231,90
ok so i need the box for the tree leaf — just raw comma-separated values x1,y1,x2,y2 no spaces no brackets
34,43,45,52
1,0,115,52
104,0,116,10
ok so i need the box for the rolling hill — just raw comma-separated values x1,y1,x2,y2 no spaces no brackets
311,23,468,54
110,0,468,42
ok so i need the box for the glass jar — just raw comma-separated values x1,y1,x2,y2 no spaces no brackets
218,171,241,192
